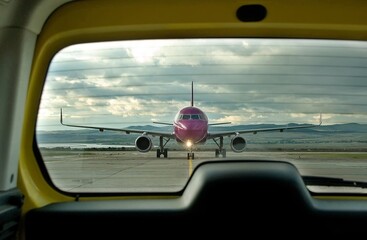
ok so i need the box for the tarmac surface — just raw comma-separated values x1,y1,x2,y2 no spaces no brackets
41,150,367,194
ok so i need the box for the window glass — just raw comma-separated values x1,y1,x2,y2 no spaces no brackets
36,38,367,194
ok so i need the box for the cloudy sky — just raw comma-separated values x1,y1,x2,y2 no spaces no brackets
36,38,367,131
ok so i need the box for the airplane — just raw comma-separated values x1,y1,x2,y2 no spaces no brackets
60,81,322,159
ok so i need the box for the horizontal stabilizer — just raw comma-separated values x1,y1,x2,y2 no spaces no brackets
153,121,174,126
209,122,231,126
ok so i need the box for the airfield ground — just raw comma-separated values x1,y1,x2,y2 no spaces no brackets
40,150,367,194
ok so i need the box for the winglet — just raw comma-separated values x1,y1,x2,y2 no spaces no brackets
319,113,323,126
60,108,64,125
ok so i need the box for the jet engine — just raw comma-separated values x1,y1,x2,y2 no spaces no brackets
230,135,247,152
135,135,153,152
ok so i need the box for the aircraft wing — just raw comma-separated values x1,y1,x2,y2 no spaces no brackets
60,109,174,139
207,123,321,139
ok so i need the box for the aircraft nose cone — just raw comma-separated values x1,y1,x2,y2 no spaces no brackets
175,121,208,143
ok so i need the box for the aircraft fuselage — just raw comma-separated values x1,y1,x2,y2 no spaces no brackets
173,106,208,147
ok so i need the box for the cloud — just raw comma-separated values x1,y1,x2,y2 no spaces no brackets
36,38,367,130
214,115,247,124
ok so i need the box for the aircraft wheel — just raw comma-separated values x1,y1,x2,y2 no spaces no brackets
222,149,226,158
163,149,168,158
156,149,161,158
187,153,194,159
215,149,219,158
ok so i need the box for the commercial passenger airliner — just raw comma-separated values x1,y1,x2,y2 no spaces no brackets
60,82,321,159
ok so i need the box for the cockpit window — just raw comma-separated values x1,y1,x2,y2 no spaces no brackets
179,114,202,120
36,38,367,194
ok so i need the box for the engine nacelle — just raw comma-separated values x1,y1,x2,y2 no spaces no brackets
135,135,153,153
230,135,247,153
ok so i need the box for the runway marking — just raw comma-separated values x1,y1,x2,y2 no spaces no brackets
188,158,193,176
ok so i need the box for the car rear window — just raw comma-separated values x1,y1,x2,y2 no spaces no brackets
35,38,367,194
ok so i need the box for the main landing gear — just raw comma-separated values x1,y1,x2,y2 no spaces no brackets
215,148,226,158
156,136,170,158
157,148,168,158
213,136,226,158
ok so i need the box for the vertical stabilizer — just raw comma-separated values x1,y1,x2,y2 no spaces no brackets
191,81,194,106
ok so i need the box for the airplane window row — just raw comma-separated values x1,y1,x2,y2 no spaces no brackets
35,38,367,194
